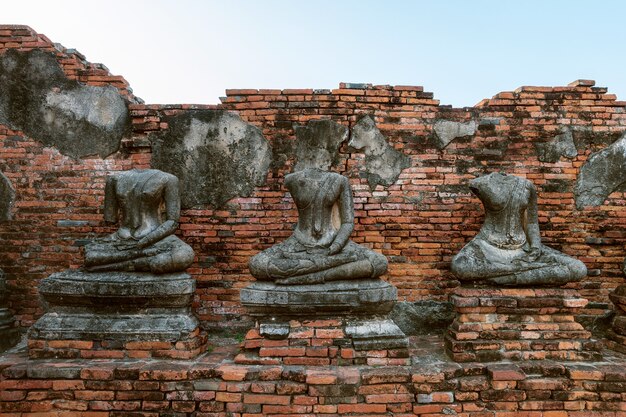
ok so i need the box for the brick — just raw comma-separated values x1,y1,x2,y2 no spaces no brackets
243,393,290,405
487,364,527,381
306,372,337,385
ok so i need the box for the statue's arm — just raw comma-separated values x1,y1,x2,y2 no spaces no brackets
137,175,180,248
329,176,354,255
103,175,118,224
525,182,542,256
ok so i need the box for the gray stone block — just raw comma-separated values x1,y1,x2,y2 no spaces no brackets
349,115,410,190
0,49,131,159
150,110,271,208
241,279,397,316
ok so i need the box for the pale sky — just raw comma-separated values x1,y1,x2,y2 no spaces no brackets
4,0,626,107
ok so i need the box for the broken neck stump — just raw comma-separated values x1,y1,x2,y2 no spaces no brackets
28,169,206,359
239,169,408,366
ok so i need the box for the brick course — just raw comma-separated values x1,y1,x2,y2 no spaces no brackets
2,336,626,416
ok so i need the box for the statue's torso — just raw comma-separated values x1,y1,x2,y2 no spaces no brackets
286,169,343,248
476,175,530,250
114,169,169,240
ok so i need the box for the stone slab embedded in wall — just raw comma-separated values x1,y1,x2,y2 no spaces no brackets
536,130,578,163
349,115,410,189
294,119,348,171
149,110,272,208
0,171,15,221
575,132,626,209
390,300,454,336
0,49,131,159
433,119,477,150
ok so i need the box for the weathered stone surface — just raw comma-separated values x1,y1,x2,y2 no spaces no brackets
451,172,587,286
150,110,271,208
31,270,198,340
259,323,290,340
575,132,626,209
390,300,454,336
29,312,199,341
84,169,194,274
349,115,410,189
433,119,477,149
39,270,195,308
345,319,408,350
249,169,387,284
294,119,348,171
0,49,130,158
536,130,578,163
0,171,15,221
240,279,397,316
0,270,20,352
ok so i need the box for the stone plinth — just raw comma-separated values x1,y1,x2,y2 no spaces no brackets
446,287,602,362
607,284,626,354
240,279,397,316
0,271,20,352
238,279,409,365
28,270,206,359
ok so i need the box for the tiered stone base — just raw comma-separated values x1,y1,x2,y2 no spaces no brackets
446,287,602,362
607,285,626,354
28,270,207,359
239,279,409,366
28,316,207,359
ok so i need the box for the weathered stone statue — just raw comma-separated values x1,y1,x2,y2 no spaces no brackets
0,270,20,352
249,168,387,285
84,169,194,274
29,169,205,359
240,121,407,363
451,172,586,286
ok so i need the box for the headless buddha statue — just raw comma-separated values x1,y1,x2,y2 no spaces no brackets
451,172,586,286
249,168,387,285
84,169,194,274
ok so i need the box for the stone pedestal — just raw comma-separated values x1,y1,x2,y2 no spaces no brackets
0,272,20,352
28,270,206,359
607,284,626,354
237,279,409,366
446,287,602,362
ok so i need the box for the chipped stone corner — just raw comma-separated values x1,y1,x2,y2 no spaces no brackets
149,109,272,208
349,115,410,190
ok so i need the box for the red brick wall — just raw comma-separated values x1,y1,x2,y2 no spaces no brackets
2,26,626,331
1,348,625,416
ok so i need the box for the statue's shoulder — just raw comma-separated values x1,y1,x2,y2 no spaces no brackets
330,172,349,186
521,176,535,190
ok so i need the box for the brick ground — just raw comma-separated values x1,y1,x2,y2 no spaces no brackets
2,335,626,416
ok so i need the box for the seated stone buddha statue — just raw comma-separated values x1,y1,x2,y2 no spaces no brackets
249,167,387,285
83,169,194,274
451,172,586,286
